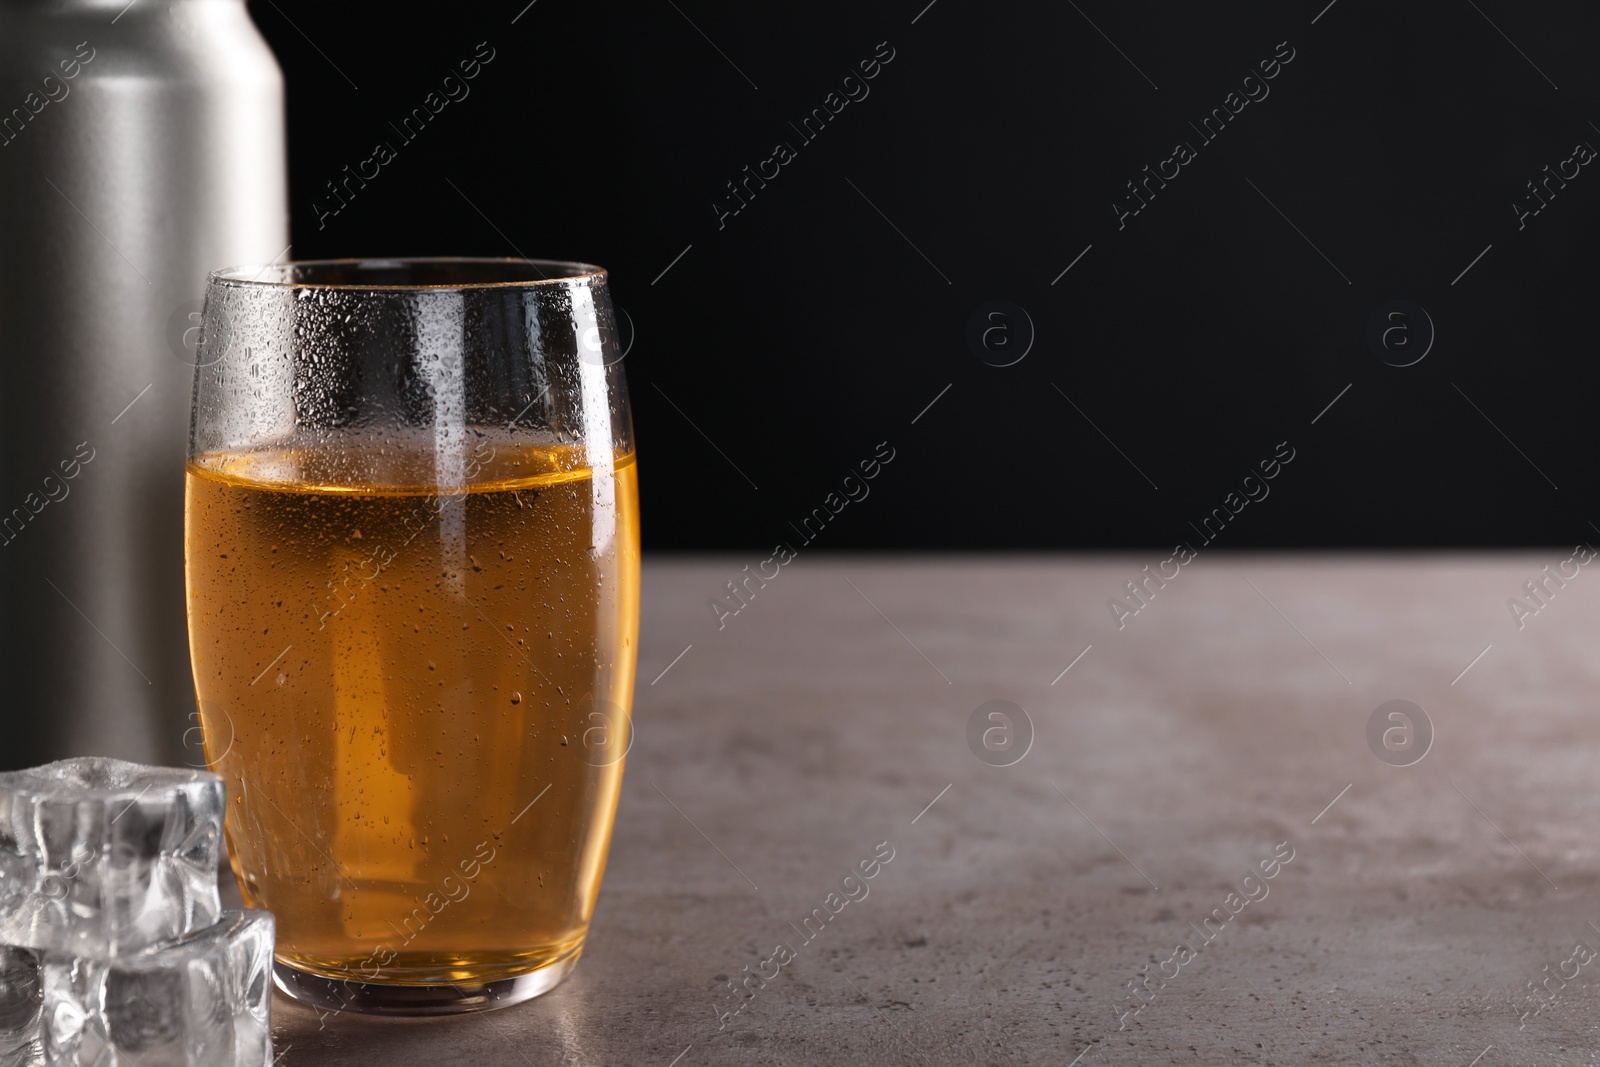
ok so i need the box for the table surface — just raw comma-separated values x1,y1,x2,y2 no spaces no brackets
268,554,1600,1066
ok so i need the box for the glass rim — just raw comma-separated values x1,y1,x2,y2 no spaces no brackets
208,256,608,291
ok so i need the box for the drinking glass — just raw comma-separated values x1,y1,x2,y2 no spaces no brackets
183,258,639,1015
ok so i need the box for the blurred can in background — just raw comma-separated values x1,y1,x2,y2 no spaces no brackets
0,0,287,767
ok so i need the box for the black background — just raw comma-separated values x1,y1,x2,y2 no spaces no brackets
249,0,1600,551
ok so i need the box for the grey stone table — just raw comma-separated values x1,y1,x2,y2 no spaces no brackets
268,555,1600,1065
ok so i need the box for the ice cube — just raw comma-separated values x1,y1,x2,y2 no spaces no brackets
0,909,273,1067
0,758,224,956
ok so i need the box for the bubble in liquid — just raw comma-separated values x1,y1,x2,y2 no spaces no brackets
510,692,522,705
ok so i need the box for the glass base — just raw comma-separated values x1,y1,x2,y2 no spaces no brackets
271,953,580,1016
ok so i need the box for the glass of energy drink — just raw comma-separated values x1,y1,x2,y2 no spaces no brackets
183,259,639,1015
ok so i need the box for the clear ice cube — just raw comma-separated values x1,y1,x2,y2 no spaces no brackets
0,759,224,956
0,909,273,1067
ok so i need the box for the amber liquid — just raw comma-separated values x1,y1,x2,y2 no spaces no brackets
184,439,639,985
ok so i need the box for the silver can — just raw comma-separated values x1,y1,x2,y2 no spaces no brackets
0,0,288,767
